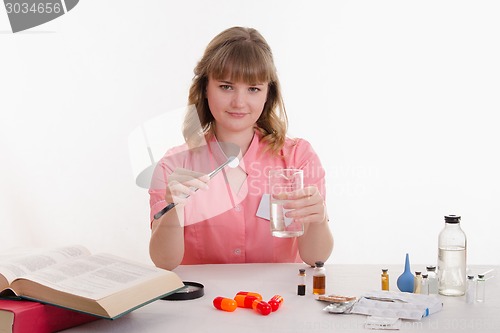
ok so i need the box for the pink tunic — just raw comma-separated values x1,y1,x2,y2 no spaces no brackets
149,132,326,264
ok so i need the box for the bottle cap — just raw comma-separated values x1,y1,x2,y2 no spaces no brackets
299,268,306,274
445,215,461,223
382,268,388,273
426,265,436,271
315,261,324,267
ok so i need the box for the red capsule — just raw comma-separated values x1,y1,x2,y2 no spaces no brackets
213,297,237,312
234,295,258,308
268,295,284,312
252,299,272,316
235,291,262,300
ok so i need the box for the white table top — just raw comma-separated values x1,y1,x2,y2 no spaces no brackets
64,263,500,332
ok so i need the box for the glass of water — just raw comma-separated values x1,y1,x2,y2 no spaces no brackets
269,169,304,237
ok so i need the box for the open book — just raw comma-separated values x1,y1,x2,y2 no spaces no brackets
0,246,185,319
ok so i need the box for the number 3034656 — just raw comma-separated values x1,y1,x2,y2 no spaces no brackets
5,2,62,14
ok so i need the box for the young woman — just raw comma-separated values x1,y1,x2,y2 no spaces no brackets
149,27,333,270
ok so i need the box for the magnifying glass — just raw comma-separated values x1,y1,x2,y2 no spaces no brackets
161,281,204,301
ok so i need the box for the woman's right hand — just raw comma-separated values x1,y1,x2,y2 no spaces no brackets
165,168,210,205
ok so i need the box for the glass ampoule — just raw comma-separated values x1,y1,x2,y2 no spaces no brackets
297,268,306,296
313,261,326,295
466,275,475,304
476,274,485,302
421,274,429,295
381,269,389,291
414,271,422,293
426,265,438,294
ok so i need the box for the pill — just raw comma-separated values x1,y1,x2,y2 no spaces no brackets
234,295,258,308
235,291,262,300
252,299,272,316
213,297,237,312
268,295,284,312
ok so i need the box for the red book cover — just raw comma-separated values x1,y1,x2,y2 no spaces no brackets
0,299,99,333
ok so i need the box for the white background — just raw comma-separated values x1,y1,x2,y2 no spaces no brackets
1,0,499,266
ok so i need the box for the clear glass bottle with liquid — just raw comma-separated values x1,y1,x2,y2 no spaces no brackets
438,215,467,296
313,261,326,295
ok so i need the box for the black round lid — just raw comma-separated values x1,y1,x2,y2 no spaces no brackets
444,215,461,223
161,281,204,301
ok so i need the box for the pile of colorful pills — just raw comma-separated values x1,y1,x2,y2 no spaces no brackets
213,291,283,316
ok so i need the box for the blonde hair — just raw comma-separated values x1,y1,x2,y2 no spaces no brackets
183,26,288,154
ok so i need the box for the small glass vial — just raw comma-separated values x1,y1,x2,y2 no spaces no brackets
466,275,475,304
476,274,485,302
381,269,389,291
297,268,306,296
426,265,438,294
414,271,422,293
313,261,326,295
421,274,429,295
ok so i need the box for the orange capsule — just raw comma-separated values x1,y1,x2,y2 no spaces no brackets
234,295,258,308
213,297,237,312
268,295,284,312
252,299,272,316
235,291,262,300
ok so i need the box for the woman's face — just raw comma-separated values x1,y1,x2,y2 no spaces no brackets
206,76,268,137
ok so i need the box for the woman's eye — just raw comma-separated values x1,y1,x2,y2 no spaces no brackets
249,87,261,93
220,85,232,90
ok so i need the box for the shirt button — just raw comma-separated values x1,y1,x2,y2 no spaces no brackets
233,248,241,255
234,205,241,211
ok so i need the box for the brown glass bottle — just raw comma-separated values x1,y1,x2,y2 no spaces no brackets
297,269,306,296
313,261,326,295
381,269,389,291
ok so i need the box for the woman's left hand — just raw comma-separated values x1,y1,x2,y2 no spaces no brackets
280,186,326,224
